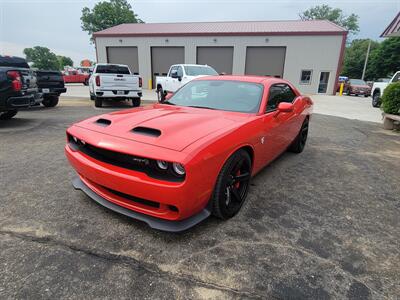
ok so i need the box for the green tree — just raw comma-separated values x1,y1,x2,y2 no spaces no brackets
57,55,73,69
300,5,359,35
81,0,143,43
342,39,379,80
367,38,400,79
23,46,60,70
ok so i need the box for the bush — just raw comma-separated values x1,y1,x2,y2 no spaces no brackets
381,82,400,115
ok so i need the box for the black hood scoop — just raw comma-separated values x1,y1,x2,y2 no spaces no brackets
95,118,112,127
132,126,161,137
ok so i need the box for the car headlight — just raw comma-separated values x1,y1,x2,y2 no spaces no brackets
156,160,168,170
172,163,185,176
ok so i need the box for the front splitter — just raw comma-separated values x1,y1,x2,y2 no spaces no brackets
72,177,211,232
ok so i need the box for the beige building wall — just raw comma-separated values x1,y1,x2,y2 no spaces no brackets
95,34,343,95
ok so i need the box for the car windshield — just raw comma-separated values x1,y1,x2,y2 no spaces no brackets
350,79,367,85
96,65,130,74
167,80,263,113
184,66,218,76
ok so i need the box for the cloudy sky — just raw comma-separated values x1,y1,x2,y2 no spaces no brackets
1,0,399,66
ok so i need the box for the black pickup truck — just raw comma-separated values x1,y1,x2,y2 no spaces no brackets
0,56,38,120
35,70,66,107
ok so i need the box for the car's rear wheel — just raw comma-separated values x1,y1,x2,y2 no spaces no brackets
289,118,309,153
372,93,380,107
132,97,141,107
84,79,89,86
364,94,369,98
95,97,103,108
0,110,18,120
211,149,252,220
42,95,59,107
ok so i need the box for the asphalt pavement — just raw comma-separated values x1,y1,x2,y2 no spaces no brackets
0,102,399,299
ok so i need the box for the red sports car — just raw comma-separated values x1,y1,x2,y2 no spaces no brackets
65,76,313,232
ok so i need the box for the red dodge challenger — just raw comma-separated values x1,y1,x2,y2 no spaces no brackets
65,76,313,232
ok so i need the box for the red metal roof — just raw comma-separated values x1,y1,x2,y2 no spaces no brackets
381,12,400,37
94,20,346,37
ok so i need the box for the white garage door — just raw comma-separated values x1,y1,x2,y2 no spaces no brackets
151,47,185,88
196,47,234,74
245,47,286,78
106,47,139,75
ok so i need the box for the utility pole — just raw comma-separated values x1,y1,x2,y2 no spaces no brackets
361,39,371,80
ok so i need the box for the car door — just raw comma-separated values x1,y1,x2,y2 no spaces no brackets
259,84,297,164
165,66,176,92
170,66,183,92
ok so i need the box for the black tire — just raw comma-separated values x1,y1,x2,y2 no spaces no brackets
95,97,103,108
0,110,18,120
364,95,369,98
372,93,380,107
84,79,89,86
132,97,141,107
288,118,309,153
157,87,165,103
42,95,59,107
90,93,95,100
211,149,252,220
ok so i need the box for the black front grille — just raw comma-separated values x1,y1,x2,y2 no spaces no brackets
102,186,160,208
68,135,184,182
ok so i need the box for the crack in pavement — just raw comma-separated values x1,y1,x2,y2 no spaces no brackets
175,239,389,300
0,229,268,299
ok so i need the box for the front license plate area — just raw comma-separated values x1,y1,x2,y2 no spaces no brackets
117,90,124,95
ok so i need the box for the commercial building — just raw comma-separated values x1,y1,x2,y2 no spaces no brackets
94,20,347,94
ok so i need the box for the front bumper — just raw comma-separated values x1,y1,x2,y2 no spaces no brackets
72,176,210,232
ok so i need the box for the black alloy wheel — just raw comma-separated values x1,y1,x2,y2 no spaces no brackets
289,118,309,153
211,150,252,219
372,93,380,107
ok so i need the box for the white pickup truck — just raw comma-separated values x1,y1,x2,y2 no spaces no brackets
155,64,218,101
89,63,142,108
371,71,399,107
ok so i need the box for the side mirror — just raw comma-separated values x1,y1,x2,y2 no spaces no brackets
277,102,294,113
178,76,182,82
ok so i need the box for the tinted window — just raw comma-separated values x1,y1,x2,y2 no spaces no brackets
169,66,178,76
184,66,218,76
168,80,263,113
96,65,130,74
266,84,296,111
177,66,183,77
0,56,29,68
349,79,367,85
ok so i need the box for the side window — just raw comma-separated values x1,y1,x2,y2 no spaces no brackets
266,84,297,112
177,66,183,77
300,70,312,85
169,66,177,76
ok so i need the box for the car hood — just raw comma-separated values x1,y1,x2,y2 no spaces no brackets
74,105,248,152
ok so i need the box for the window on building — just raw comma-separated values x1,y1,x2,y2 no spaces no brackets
300,70,312,85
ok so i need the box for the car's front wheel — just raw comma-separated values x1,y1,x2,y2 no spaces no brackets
0,110,18,120
372,93,380,107
211,149,252,220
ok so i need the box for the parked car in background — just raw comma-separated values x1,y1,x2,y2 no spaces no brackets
371,72,400,107
36,70,66,107
89,63,142,108
66,75,313,231
155,64,218,102
0,56,38,120
344,79,371,97
63,69,90,86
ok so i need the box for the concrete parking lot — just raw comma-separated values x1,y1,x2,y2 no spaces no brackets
0,96,399,299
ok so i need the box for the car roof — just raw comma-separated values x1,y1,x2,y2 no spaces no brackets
171,64,210,67
195,75,284,84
